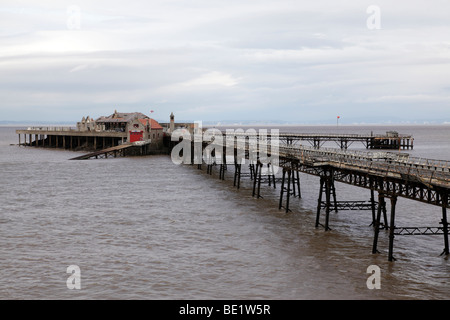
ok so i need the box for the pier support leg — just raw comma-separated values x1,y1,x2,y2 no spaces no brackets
315,170,334,230
233,163,241,188
370,189,376,226
388,196,398,262
257,163,263,198
441,193,449,256
288,166,301,199
315,177,325,228
278,168,293,213
267,164,276,189
286,168,291,212
372,192,386,254
279,168,286,211
331,177,338,212
291,168,297,198
382,197,389,229
219,164,224,180
252,162,259,197
249,163,255,180
324,177,332,231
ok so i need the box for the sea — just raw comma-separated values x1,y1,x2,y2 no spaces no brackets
0,124,449,300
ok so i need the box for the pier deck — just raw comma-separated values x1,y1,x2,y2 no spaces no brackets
225,131,414,150
16,127,128,151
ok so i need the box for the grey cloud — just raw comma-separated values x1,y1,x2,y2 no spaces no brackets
1,0,450,123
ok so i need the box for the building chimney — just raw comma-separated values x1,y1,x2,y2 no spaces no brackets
170,112,175,133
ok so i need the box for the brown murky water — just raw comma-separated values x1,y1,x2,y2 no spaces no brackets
1,125,449,299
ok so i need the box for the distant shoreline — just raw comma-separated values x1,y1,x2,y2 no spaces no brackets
2,122,450,127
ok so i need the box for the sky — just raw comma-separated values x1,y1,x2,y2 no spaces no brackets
1,0,450,124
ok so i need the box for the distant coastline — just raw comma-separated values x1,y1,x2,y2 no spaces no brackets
2,120,450,127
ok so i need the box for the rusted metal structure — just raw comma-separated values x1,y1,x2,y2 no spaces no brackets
178,136,449,262
68,143,136,160
226,131,414,150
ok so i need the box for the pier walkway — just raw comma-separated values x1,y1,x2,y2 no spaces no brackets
69,143,134,160
222,131,414,150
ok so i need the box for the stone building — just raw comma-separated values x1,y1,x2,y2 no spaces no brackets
77,110,163,145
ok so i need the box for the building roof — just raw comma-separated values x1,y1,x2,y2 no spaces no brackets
93,110,163,130
96,111,148,123
139,118,163,130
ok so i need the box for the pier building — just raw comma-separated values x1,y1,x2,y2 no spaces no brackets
16,110,166,155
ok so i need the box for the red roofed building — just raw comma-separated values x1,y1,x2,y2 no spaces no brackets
137,118,163,145
77,110,164,146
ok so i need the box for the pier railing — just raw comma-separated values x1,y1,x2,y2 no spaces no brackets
214,140,450,188
24,127,126,133
279,145,450,171
226,131,412,138
275,145,450,188
26,126,77,131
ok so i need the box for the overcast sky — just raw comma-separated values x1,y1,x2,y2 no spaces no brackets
1,0,450,124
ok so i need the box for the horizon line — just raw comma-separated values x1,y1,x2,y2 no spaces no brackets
1,120,450,126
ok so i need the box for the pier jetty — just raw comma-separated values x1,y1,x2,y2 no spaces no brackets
16,111,413,154
210,130,413,150
16,112,448,262
15,110,196,158
269,131,413,150
170,130,449,262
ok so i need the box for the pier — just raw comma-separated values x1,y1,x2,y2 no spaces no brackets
170,132,449,262
16,126,127,151
69,143,136,160
15,111,196,156
225,131,414,150
15,114,450,262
